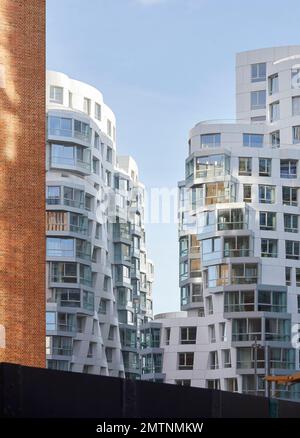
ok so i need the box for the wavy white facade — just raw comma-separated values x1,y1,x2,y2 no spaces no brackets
141,46,300,401
45,71,153,378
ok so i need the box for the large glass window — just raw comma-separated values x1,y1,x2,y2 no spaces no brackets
47,186,61,205
232,318,261,341
251,63,266,82
47,237,74,257
201,133,221,148
258,290,287,312
223,236,251,257
180,285,190,306
265,319,290,342
206,264,229,288
209,351,219,369
202,237,221,261
63,187,84,209
51,144,75,166
251,91,266,110
74,119,91,143
51,262,77,283
83,291,94,311
49,116,72,137
218,208,246,230
292,96,300,116
259,185,275,204
195,154,229,178
260,211,276,230
224,290,255,313
243,134,264,147
46,312,56,331
239,157,252,175
271,130,280,148
231,264,258,285
55,288,81,308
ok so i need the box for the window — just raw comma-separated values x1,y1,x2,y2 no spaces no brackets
74,119,91,142
95,102,101,120
260,211,276,230
259,158,271,176
218,322,226,342
296,269,300,287
239,157,252,176
251,63,266,82
83,291,94,311
271,130,280,148
83,97,91,115
286,267,292,286
206,296,213,315
195,154,230,178
47,237,74,257
105,347,113,363
105,170,111,186
180,285,190,306
293,125,300,143
192,284,202,303
201,133,221,148
208,325,216,343
269,74,279,95
270,101,280,122
265,318,290,342
280,160,297,179
205,264,229,288
175,380,191,387
292,68,300,89
50,85,63,104
243,184,252,202
55,288,81,308
107,119,112,137
202,237,221,262
218,208,246,230
231,263,258,285
165,328,171,345
190,258,201,277
232,318,262,342
106,146,112,163
179,236,189,257
99,299,107,315
284,214,299,233
258,289,287,312
68,91,73,108
209,351,219,369
47,186,61,205
224,290,255,313
243,133,264,147
251,90,266,110
93,158,99,175
261,239,278,258
286,240,300,260
180,327,197,345
259,185,275,204
46,312,56,331
49,116,72,137
292,96,300,116
178,352,194,370
223,349,231,368
180,260,188,281
206,380,220,390
282,186,298,206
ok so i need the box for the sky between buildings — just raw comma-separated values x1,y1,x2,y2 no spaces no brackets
47,0,300,314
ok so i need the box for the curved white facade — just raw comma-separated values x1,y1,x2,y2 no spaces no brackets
142,46,300,401
45,72,153,377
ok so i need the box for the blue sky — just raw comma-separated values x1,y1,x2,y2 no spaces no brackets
47,0,300,314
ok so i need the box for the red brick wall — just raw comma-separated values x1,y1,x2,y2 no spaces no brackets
0,0,46,367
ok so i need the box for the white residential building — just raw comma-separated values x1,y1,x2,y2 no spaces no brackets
45,71,153,378
141,46,300,401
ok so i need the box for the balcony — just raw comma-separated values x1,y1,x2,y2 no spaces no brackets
46,212,88,237
51,152,91,175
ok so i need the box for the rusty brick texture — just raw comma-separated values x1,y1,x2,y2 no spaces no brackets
0,0,46,367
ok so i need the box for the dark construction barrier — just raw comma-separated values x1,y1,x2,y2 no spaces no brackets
0,363,300,418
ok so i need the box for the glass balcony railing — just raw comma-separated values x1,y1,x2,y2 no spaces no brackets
223,249,252,258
